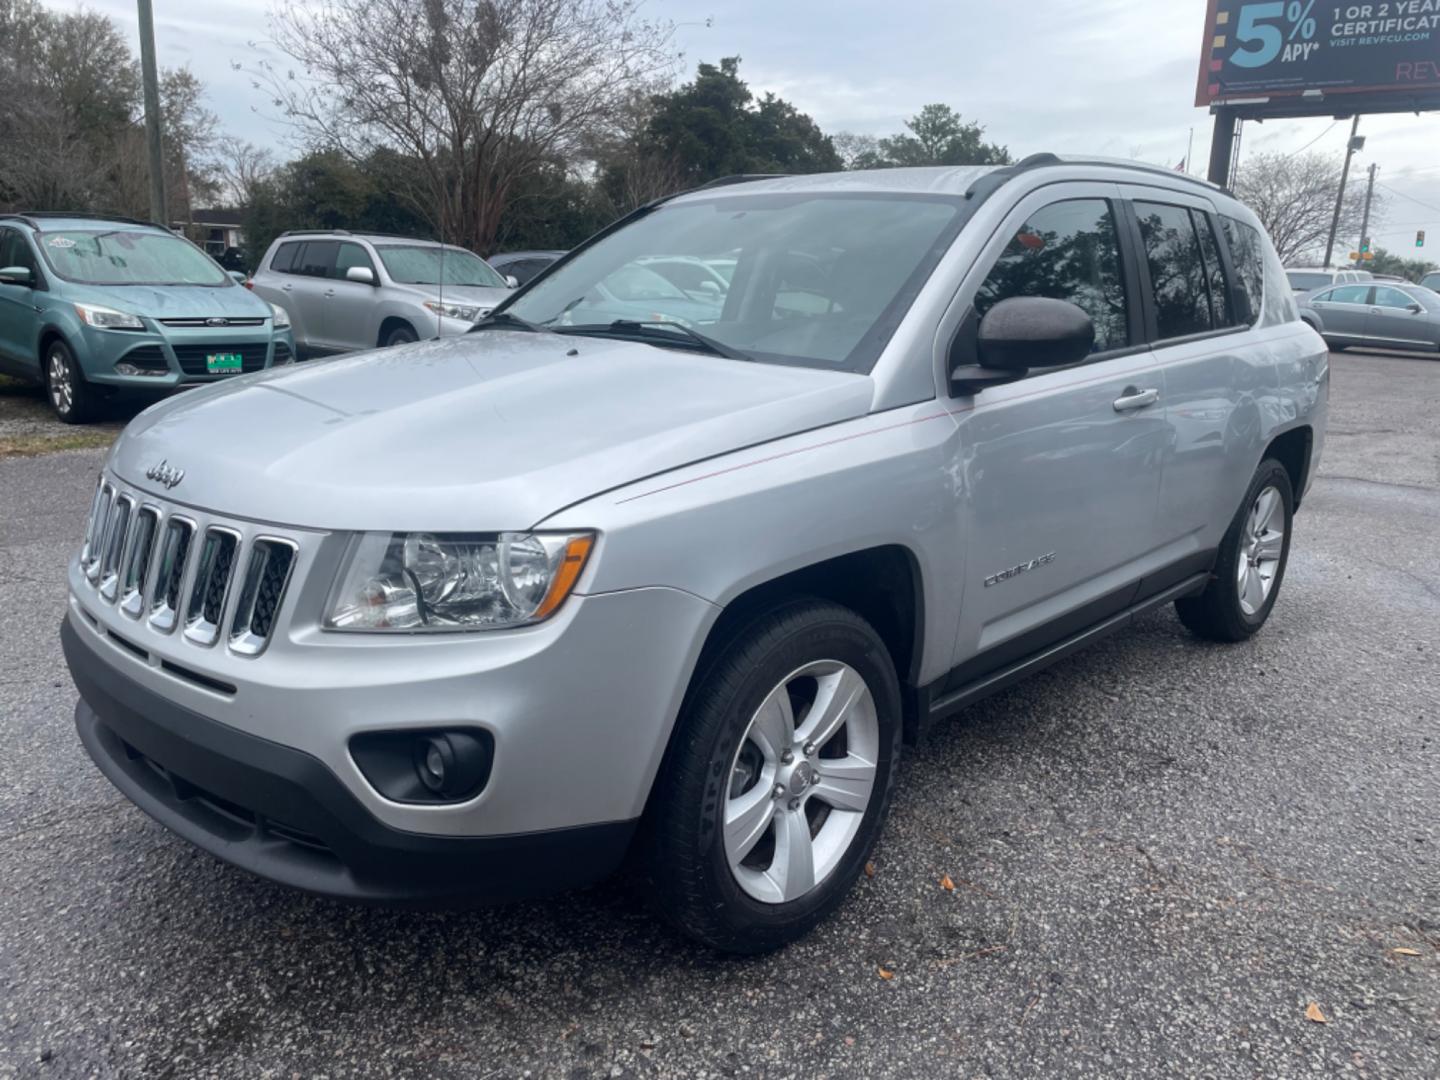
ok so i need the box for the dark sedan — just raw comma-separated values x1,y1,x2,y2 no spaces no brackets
487,249,565,287
1298,281,1440,355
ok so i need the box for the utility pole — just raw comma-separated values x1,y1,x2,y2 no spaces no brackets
1323,115,1364,270
1358,163,1378,260
137,0,166,226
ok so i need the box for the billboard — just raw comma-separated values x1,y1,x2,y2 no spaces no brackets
1197,0,1440,105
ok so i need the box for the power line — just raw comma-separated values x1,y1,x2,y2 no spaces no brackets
1376,182,1440,215
1285,120,1339,158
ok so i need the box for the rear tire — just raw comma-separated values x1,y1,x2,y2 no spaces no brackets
44,339,99,424
644,599,901,953
1176,459,1294,643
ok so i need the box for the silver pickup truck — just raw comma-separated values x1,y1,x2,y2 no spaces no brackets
62,156,1328,952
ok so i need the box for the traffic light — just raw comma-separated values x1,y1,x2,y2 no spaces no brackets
1419,230,1427,248
1361,237,1371,254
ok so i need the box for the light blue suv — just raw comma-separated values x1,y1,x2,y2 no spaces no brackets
0,213,295,423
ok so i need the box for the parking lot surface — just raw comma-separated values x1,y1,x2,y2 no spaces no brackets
1,352,1436,1078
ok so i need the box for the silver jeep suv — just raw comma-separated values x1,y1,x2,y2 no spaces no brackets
249,230,515,353
63,157,1328,952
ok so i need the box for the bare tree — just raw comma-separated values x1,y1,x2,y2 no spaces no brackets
1233,151,1383,265
831,132,881,171
258,0,676,252
213,136,275,208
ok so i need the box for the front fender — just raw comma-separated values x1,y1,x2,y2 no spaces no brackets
538,402,966,687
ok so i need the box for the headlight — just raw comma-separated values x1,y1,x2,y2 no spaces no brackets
74,302,143,330
325,531,594,632
423,300,481,322
269,302,291,329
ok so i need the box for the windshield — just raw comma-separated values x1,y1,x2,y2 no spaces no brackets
38,230,228,286
376,245,508,288
1287,271,1332,291
504,192,968,373
1422,273,1440,291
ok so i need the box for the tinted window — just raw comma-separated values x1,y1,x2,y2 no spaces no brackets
1135,202,1214,339
1327,285,1371,305
334,242,374,280
1191,210,1233,328
295,241,338,278
974,198,1129,353
1221,216,1264,326
1373,287,1417,309
1421,273,1440,291
0,228,36,274
271,242,301,274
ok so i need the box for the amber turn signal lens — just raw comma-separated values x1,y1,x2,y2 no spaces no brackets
533,535,594,620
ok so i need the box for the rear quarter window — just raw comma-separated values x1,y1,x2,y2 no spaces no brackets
1221,216,1265,326
270,242,301,274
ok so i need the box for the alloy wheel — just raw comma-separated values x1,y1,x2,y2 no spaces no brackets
723,660,879,904
1237,484,1286,616
48,351,73,415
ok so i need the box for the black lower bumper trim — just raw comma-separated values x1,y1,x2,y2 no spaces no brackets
63,618,636,905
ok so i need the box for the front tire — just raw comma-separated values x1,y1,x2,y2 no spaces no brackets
45,339,99,424
383,323,418,348
644,600,901,953
1176,459,1294,642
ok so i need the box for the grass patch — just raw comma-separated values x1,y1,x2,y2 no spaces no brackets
0,430,116,458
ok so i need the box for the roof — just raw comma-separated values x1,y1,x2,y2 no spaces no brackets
664,155,1229,205
0,211,165,232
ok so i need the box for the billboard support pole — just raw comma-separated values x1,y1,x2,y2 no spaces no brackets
1207,108,1238,187
1323,115,1362,270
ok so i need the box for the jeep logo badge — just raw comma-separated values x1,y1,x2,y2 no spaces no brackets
145,460,185,489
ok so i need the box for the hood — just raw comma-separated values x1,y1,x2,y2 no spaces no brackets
109,332,875,531
393,283,513,307
85,282,272,320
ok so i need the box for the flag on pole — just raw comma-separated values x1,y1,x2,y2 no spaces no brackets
1174,158,1188,172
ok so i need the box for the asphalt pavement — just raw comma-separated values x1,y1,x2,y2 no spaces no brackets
1,352,1436,1078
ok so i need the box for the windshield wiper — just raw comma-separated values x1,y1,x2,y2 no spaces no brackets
556,320,753,361
468,310,542,334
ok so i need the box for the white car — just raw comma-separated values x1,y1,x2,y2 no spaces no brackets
1285,266,1373,295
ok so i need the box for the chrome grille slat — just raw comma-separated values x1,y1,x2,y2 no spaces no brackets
148,517,196,633
229,539,297,656
78,475,303,658
98,496,133,602
84,485,114,581
183,527,241,647
119,507,160,618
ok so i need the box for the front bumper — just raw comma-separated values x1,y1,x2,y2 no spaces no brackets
78,323,295,388
64,618,635,904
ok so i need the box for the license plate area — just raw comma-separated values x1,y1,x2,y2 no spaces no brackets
206,353,243,374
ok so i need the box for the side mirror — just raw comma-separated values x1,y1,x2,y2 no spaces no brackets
505,275,520,289
949,297,1095,395
227,270,247,284
0,265,34,287
345,266,376,285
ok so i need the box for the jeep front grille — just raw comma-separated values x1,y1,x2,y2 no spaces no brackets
78,477,303,660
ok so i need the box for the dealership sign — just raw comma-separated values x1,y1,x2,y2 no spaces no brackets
1197,0,1440,105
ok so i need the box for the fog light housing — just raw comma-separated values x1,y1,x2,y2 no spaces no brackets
350,728,494,804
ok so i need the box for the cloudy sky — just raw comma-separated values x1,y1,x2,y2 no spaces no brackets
71,0,1440,256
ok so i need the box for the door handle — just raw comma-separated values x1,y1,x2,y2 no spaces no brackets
281,283,292,291
1113,387,1160,412
323,289,336,298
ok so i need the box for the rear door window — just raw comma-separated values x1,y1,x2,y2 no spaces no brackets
974,198,1130,353
295,241,338,279
1190,210,1233,328
1134,201,1212,339
1327,285,1372,305
1373,286,1416,309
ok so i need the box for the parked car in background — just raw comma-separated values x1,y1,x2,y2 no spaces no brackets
250,231,514,354
1421,271,1440,293
65,158,1326,951
1298,280,1440,353
1285,266,1373,294
0,212,293,423
487,249,565,287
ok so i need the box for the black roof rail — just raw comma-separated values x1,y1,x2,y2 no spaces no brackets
8,210,163,230
279,228,352,237
964,153,1233,201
